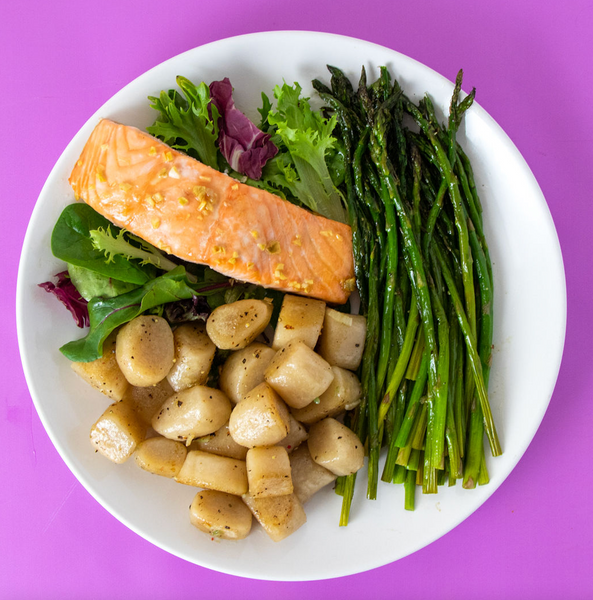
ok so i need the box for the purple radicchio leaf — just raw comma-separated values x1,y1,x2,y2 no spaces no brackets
209,77,278,180
163,295,211,324
39,271,89,328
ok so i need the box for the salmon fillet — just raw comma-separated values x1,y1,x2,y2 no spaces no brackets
69,119,354,304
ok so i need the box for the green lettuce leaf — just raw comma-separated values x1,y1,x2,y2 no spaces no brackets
258,83,347,223
67,264,139,301
147,76,220,170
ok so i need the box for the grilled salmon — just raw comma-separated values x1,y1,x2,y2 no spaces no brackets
69,119,354,304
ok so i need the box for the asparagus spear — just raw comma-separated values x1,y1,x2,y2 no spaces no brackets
433,240,501,456
313,64,499,521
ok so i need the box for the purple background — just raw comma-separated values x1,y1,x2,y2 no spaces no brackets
2,1,592,598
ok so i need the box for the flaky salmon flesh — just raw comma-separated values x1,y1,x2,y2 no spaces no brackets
69,119,355,304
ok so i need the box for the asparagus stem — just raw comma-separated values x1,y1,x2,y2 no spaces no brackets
469,221,494,386
428,276,450,471
392,464,407,484
381,280,409,483
376,179,398,393
405,330,426,381
464,218,496,484
416,458,424,486
411,145,423,237
339,474,357,526
423,179,448,258
433,242,501,456
407,448,422,472
396,443,413,468
450,309,466,457
411,400,429,450
379,296,419,425
383,380,407,471
445,384,463,479
446,309,464,477
404,469,416,511
406,100,477,343
437,469,448,486
395,352,429,447
397,400,426,468
364,244,381,500
463,404,484,489
478,443,490,486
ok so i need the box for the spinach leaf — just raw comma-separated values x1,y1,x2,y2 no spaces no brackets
51,204,156,285
60,266,231,362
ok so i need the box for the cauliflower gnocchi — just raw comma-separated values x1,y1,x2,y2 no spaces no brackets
81,296,365,543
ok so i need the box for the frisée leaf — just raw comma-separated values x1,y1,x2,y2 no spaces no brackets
89,226,179,273
258,82,348,223
148,77,220,170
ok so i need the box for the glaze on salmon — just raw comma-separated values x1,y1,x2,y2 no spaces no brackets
69,119,354,304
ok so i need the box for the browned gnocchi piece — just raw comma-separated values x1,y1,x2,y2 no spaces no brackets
228,382,290,448
116,315,175,386
166,323,216,392
152,386,231,444
291,366,362,425
264,341,334,409
276,413,308,454
242,492,307,542
246,446,293,498
318,308,367,371
191,422,248,460
121,377,174,426
206,299,273,350
307,417,365,477
89,401,146,464
219,343,276,404
190,490,253,540
271,294,326,350
176,450,248,496
289,443,337,504
134,436,187,478
71,330,129,401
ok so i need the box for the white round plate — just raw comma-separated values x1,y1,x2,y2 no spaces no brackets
17,31,566,581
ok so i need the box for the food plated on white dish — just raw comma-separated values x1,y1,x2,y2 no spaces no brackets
17,31,566,580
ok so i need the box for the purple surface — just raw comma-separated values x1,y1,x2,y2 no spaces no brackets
2,0,592,598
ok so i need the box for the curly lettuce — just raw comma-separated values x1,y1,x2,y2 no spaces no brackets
258,82,347,223
147,76,220,169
